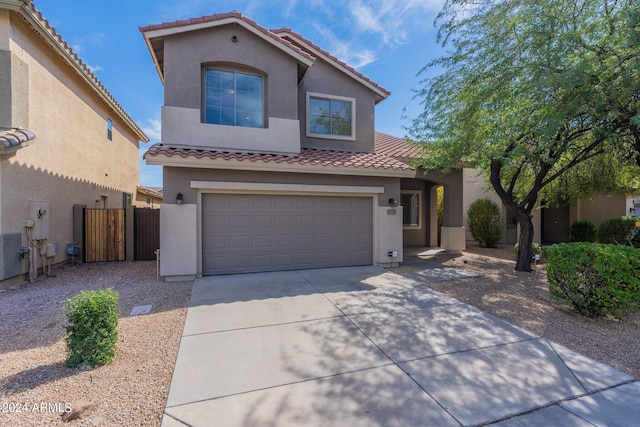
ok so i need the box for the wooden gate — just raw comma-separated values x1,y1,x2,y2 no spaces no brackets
84,209,125,262
134,208,160,260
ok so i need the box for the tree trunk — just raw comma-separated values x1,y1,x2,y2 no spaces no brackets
515,213,534,272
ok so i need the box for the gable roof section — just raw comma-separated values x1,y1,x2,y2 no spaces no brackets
144,144,415,178
0,127,36,154
139,11,315,84
3,1,148,142
374,132,424,161
273,28,390,104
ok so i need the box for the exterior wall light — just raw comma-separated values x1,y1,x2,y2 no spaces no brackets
389,198,398,207
176,193,183,205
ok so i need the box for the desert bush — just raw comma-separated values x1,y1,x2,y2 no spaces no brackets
570,220,597,242
597,217,640,246
514,242,546,261
64,289,119,368
467,198,502,247
547,243,640,319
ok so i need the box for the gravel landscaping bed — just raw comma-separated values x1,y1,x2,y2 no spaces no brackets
393,244,640,379
0,261,192,426
2,247,637,426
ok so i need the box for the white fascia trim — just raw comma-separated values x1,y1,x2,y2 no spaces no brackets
142,18,314,68
191,181,385,196
146,154,416,178
280,33,389,101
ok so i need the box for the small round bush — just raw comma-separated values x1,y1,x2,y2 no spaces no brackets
547,243,640,319
467,198,502,247
597,216,640,246
64,289,119,368
570,220,597,242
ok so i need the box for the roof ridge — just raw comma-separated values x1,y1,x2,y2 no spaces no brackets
139,11,316,65
271,27,390,99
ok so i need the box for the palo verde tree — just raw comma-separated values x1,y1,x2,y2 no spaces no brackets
409,0,640,271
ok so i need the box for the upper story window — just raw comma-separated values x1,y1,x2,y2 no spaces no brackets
306,92,355,141
204,69,264,128
107,118,113,141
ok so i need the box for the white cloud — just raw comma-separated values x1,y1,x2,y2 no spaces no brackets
87,64,103,73
141,118,162,143
312,23,377,68
348,0,443,46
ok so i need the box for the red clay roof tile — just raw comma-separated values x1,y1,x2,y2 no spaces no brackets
374,132,424,159
0,128,36,151
272,28,390,98
144,144,414,172
139,11,315,64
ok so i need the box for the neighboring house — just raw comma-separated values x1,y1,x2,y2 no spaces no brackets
461,169,640,245
141,12,468,281
135,186,163,208
0,1,148,286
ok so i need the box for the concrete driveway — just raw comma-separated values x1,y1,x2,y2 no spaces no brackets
162,266,638,427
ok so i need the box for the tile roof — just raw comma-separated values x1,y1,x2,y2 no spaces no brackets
374,132,425,159
273,27,390,101
139,11,315,81
145,144,414,172
10,2,148,142
0,128,36,153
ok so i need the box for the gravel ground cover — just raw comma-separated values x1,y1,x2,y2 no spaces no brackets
393,244,639,379
0,261,191,426
2,247,637,426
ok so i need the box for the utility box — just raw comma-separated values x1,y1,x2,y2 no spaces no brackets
28,200,49,240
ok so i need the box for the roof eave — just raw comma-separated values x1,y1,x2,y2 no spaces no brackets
145,152,416,178
140,16,315,83
12,3,149,142
275,30,390,102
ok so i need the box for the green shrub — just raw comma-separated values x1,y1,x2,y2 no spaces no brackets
547,243,640,319
570,220,597,242
597,216,640,246
467,198,502,248
64,289,119,368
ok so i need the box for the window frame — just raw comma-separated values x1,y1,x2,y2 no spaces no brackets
306,92,356,141
202,67,265,129
107,118,113,141
401,190,422,230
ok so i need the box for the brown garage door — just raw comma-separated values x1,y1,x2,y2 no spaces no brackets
202,194,372,275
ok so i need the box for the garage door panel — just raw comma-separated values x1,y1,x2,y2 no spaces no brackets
295,197,316,209
203,194,372,275
228,236,251,249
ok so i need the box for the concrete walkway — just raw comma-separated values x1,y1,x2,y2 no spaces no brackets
162,266,638,427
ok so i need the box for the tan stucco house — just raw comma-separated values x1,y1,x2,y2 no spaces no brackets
141,12,467,281
0,1,148,286
135,186,163,208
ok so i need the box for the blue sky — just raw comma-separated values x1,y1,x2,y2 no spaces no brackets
35,0,446,187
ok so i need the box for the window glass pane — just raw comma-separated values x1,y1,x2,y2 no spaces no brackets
204,69,263,128
309,98,331,134
309,96,353,137
401,193,420,227
330,100,352,136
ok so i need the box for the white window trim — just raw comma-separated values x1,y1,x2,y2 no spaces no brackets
306,92,356,141
401,190,422,230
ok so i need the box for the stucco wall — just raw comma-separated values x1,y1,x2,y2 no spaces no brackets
163,25,299,118
163,167,400,208
0,13,140,281
577,194,627,226
298,59,376,153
